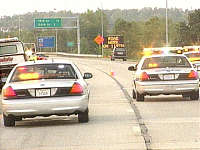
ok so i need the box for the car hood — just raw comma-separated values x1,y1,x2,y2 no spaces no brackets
7,79,79,90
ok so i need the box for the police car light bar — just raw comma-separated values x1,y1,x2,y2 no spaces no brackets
0,37,19,43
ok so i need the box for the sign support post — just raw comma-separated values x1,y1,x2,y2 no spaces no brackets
77,17,80,54
56,29,58,54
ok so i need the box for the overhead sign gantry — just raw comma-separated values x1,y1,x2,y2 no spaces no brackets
34,17,80,54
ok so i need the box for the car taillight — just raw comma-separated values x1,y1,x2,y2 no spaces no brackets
188,70,198,79
70,83,83,94
140,72,149,81
3,86,16,99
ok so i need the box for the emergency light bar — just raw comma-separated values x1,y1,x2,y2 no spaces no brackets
183,46,200,52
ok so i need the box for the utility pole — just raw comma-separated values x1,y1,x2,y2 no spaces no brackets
166,0,169,47
18,15,21,40
101,3,104,57
77,16,80,54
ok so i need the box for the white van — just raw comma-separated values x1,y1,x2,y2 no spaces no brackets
0,37,26,89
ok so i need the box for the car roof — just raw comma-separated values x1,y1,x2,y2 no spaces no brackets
15,59,73,67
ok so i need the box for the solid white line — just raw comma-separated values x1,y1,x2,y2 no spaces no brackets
145,117,200,123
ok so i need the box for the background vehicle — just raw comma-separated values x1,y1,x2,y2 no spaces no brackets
184,51,200,63
111,47,127,61
183,51,200,78
0,37,26,89
36,53,49,60
1,59,93,127
183,46,200,53
128,54,199,101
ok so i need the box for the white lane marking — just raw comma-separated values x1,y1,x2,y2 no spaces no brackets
145,117,200,123
151,142,200,149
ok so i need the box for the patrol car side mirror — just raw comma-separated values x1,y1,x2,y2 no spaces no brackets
83,73,93,79
196,66,200,71
128,65,137,71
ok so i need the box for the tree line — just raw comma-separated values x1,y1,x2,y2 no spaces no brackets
0,8,200,59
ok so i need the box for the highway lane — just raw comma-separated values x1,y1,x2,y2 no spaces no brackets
66,57,200,150
0,58,146,150
0,56,199,150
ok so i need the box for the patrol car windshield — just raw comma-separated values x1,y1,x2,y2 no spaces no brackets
11,64,78,82
0,45,17,55
142,56,191,69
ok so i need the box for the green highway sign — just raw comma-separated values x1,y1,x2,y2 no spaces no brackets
34,18,62,28
67,42,74,47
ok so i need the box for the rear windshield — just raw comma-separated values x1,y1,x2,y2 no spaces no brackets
11,64,77,82
142,56,191,69
184,53,200,58
0,45,17,55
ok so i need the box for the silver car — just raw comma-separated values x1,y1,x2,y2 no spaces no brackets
128,54,199,101
1,59,92,127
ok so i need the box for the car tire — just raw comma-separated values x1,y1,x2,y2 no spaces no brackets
3,114,15,127
190,90,199,100
132,89,136,99
182,94,189,98
78,108,89,123
136,92,144,102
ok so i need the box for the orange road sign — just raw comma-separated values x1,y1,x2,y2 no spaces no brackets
94,35,104,45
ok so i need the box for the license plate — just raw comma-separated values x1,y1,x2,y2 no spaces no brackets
163,74,174,80
117,52,123,55
36,89,50,97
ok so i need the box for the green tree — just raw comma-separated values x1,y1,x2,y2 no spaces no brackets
143,17,165,47
188,9,200,44
113,19,143,59
80,9,108,54
174,21,191,46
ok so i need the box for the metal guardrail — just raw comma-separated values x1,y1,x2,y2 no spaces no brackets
40,52,103,58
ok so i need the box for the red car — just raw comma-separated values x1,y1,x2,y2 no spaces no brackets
36,53,48,60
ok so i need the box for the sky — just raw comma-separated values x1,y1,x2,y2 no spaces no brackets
0,0,199,17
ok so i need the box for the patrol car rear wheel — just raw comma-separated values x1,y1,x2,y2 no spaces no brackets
136,92,144,102
3,114,15,127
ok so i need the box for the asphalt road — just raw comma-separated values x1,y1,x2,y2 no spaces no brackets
0,57,199,150
0,57,145,150
65,57,200,150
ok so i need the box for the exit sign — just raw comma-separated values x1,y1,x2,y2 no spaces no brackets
34,18,62,28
